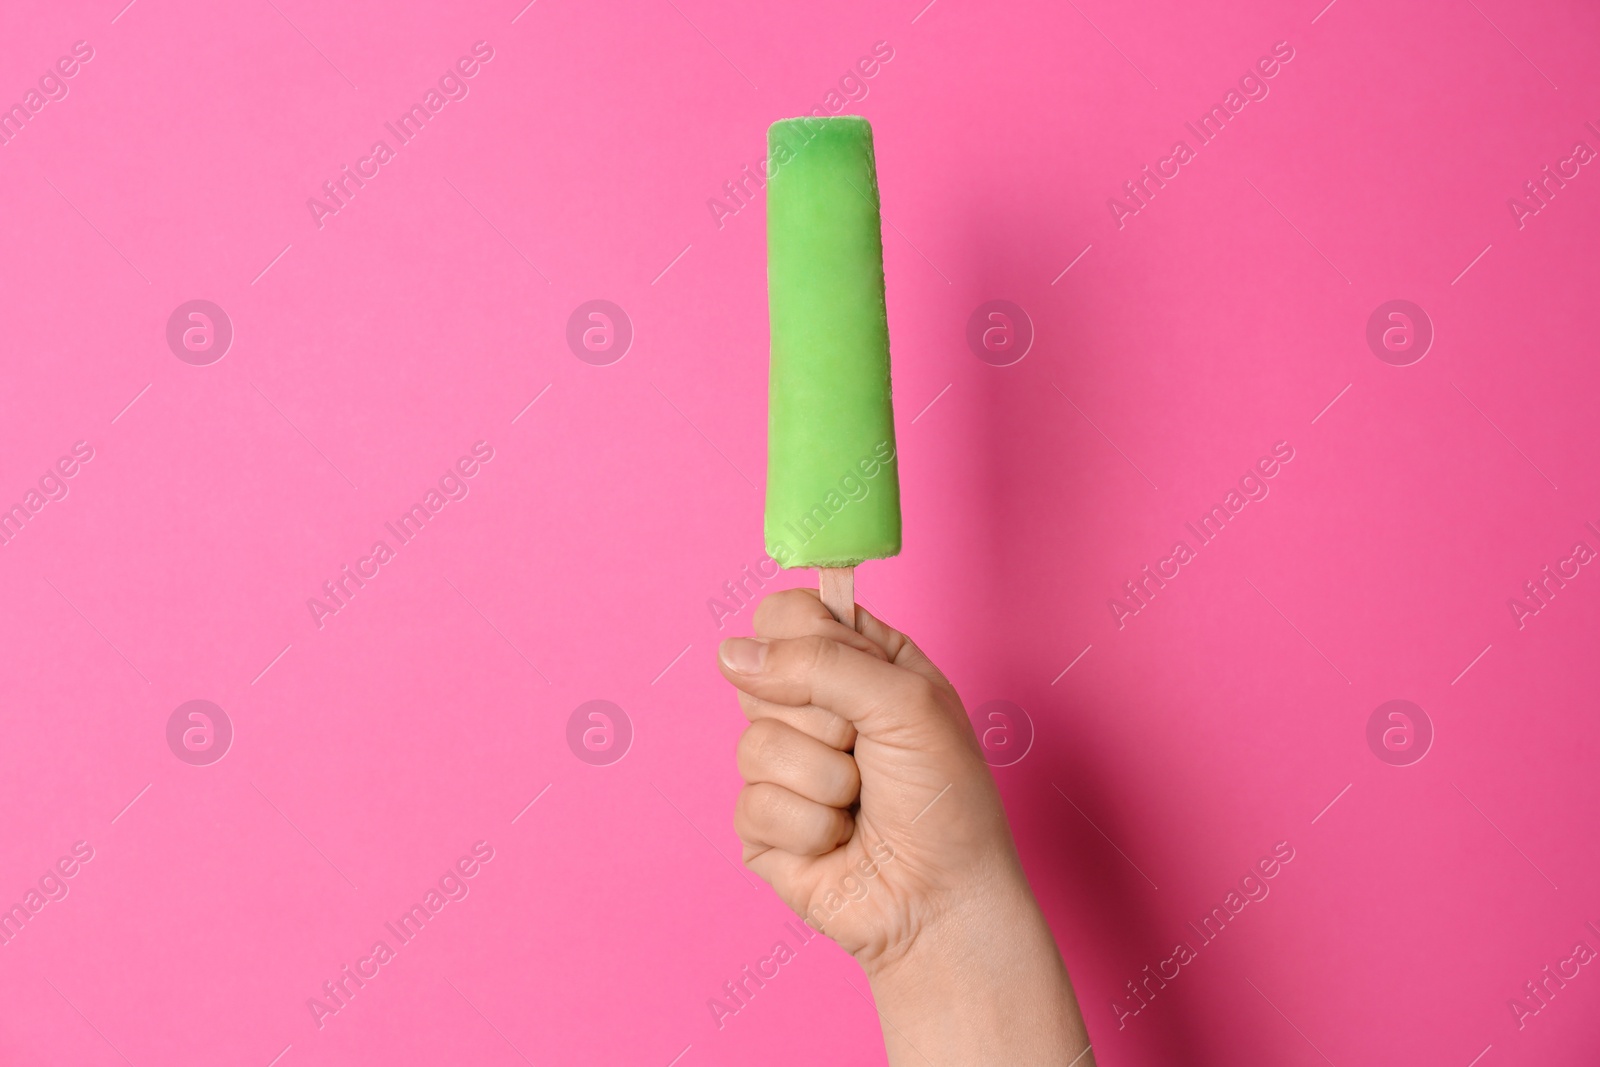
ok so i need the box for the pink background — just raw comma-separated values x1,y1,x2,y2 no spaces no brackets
3,0,1599,1063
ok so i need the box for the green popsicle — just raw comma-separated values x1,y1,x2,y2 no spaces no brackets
764,115,901,625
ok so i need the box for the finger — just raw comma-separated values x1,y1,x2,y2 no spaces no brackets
753,587,887,661
738,718,861,808
719,634,933,737
736,690,857,752
853,606,952,689
736,782,853,857
741,847,821,908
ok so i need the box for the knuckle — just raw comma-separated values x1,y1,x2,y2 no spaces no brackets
837,753,862,792
797,634,835,674
733,787,756,836
819,713,856,751
893,672,937,708
738,718,783,770
735,783,779,835
750,593,782,634
823,764,859,807
752,588,812,635
812,807,850,852
742,781,781,821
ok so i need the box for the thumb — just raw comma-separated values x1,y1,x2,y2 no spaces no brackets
717,634,937,741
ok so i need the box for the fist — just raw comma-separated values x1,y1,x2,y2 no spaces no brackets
718,589,1026,973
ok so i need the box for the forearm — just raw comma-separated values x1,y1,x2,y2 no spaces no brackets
863,874,1094,1067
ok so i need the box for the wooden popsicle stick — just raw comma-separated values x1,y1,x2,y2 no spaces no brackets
819,567,856,629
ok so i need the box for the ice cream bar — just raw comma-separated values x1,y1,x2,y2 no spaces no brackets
764,116,901,626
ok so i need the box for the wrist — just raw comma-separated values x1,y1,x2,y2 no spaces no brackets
864,863,1049,991
861,869,1092,1066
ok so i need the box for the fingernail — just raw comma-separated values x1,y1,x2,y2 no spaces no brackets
720,638,768,674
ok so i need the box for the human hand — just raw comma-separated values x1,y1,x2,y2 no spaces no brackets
717,589,1093,1065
